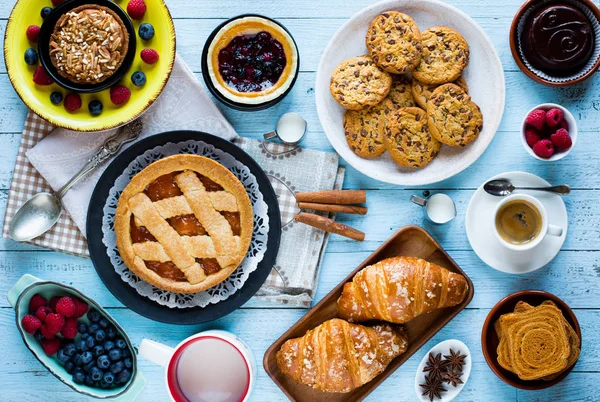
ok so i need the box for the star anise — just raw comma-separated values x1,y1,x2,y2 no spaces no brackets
442,367,464,387
419,373,447,402
423,352,448,380
443,348,467,372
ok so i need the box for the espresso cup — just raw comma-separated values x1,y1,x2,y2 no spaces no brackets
493,194,563,251
139,330,256,402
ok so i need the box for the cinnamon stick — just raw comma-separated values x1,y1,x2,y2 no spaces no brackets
294,212,365,241
295,190,366,205
298,202,368,215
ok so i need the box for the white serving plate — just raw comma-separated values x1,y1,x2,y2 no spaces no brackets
315,0,505,185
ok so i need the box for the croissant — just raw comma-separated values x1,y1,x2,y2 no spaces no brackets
276,318,407,393
337,256,468,323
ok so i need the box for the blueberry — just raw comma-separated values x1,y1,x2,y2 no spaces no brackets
88,100,103,117
34,330,44,342
109,348,123,361
84,374,95,386
115,338,127,350
81,351,93,365
87,309,101,322
57,348,70,363
130,71,146,86
97,355,110,369
73,353,83,366
40,7,52,19
64,361,75,374
24,48,38,65
74,366,84,374
90,366,104,381
83,360,95,373
103,372,115,384
98,318,109,329
138,23,155,40
122,347,131,358
95,329,106,342
73,371,85,384
64,342,76,357
86,337,96,349
75,339,87,352
88,323,100,334
116,368,131,384
103,341,115,352
110,360,124,374
123,357,132,369
77,322,88,334
98,380,111,389
82,333,90,340
93,345,105,358
106,326,117,339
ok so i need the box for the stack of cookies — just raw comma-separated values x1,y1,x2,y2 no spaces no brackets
329,11,484,169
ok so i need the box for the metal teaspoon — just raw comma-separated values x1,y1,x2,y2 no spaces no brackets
9,120,143,241
483,178,570,197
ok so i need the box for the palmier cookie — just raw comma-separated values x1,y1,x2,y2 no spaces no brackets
366,11,422,74
343,99,397,158
412,26,469,85
385,107,441,168
426,83,483,147
387,75,416,108
412,76,468,109
330,55,392,110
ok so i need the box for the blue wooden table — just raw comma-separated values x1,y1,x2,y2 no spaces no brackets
1,0,599,401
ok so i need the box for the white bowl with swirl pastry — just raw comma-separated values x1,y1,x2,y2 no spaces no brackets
414,339,471,402
315,0,505,185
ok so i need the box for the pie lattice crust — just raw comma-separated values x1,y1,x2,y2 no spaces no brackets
115,155,254,294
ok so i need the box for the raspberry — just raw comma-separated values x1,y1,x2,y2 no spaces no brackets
524,128,541,148
33,66,53,85
550,128,573,151
72,298,89,318
545,108,564,128
49,296,62,311
29,294,47,313
110,85,131,105
61,318,79,339
533,139,555,158
40,325,55,339
525,109,546,132
140,49,159,64
559,119,569,131
26,25,41,42
51,0,64,5
35,306,53,321
55,297,76,317
44,313,65,335
127,0,146,20
64,93,82,112
41,338,61,356
21,315,42,334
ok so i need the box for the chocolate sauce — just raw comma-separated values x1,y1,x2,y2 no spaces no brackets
522,4,594,76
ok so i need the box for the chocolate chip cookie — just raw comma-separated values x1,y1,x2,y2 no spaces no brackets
426,83,483,147
343,99,398,158
412,76,468,109
330,55,392,110
387,75,416,108
385,107,441,168
366,11,422,74
412,26,470,85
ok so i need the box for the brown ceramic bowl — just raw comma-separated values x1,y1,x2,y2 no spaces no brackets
481,290,581,390
510,0,600,87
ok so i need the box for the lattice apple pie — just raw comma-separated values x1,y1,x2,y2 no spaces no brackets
115,155,254,294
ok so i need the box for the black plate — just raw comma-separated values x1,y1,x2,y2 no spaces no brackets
87,131,281,324
38,0,137,93
201,14,300,111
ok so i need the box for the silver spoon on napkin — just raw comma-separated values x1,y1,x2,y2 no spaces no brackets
9,120,143,241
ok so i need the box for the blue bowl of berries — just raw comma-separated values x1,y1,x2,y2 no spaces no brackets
7,274,146,400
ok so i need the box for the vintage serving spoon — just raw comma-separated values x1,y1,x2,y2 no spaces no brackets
9,120,143,241
483,179,570,197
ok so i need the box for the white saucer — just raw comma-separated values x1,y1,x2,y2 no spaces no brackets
414,339,471,402
466,171,568,274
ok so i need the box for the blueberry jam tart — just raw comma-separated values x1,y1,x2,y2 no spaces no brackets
206,16,298,107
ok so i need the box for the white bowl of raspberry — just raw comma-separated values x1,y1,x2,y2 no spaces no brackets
521,103,577,162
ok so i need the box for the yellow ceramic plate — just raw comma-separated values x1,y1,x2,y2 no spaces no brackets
4,0,175,132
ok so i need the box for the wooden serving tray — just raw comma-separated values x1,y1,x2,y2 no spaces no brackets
263,225,474,402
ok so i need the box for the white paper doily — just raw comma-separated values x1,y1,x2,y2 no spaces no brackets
101,140,269,308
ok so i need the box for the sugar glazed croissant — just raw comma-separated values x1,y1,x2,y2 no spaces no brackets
276,318,407,393
337,256,468,323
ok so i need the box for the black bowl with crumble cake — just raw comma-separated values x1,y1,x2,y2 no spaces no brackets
38,0,136,93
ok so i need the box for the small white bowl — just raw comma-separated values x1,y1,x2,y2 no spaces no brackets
520,103,577,162
414,339,472,402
